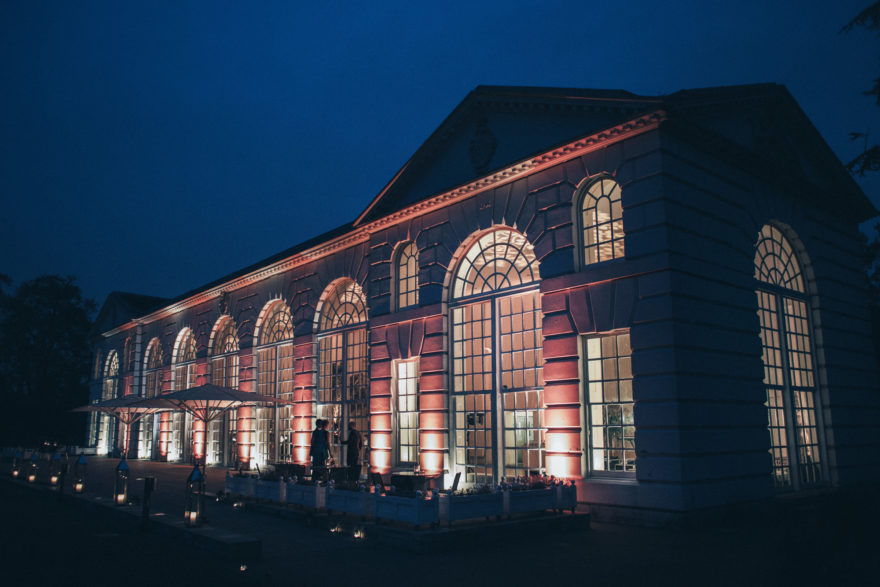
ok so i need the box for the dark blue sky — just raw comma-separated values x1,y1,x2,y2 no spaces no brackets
2,1,878,307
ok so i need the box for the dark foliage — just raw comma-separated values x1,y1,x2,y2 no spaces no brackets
841,3,880,173
0,275,95,445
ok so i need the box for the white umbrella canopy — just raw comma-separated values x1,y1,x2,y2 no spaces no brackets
139,384,294,469
72,395,177,456
138,383,293,425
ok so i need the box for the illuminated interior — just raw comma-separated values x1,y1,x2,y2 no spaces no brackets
581,176,624,265
316,279,369,467
754,224,822,490
98,351,119,455
209,316,239,466
395,241,419,310
255,301,294,467
168,328,197,462
450,228,544,484
585,332,634,474
139,338,162,459
395,359,419,465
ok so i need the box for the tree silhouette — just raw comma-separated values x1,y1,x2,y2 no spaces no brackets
0,275,95,445
841,2,880,175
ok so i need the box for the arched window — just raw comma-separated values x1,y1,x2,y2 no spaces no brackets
102,351,120,400
754,224,823,490
209,316,240,466
450,228,544,485
139,338,163,459
316,279,369,468
123,338,133,373
254,301,294,466
394,241,420,310
577,176,624,266
173,329,197,391
98,351,120,455
165,328,197,461
143,339,163,398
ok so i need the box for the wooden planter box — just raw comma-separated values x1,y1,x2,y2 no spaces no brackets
254,479,285,502
439,491,504,525
374,493,439,528
285,482,326,509
326,488,373,517
556,484,577,512
506,487,557,515
225,473,257,498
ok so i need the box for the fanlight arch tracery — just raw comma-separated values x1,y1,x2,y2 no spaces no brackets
258,300,294,345
448,228,544,485
451,229,540,299
317,279,368,331
315,278,370,468
754,223,822,491
579,176,624,265
754,224,804,293
102,351,119,399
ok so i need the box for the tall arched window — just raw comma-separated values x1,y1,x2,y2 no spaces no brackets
755,224,823,490
450,229,544,485
254,301,294,466
578,176,624,266
394,241,419,310
98,351,120,455
209,316,239,466
139,338,162,459
164,328,197,461
316,279,369,467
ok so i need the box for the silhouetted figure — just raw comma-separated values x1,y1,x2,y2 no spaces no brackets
309,419,330,482
343,420,363,483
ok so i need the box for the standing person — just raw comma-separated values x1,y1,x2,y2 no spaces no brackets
309,419,329,482
343,420,364,483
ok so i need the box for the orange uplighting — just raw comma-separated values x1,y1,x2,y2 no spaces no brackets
420,451,443,475
371,449,391,472
192,419,205,462
237,406,253,467
158,412,171,458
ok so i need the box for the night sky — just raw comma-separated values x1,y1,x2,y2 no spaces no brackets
2,1,878,307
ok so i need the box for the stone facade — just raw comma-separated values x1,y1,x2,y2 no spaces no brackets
88,84,879,521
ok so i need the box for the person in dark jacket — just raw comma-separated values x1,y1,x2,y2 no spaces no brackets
343,420,363,483
309,419,330,482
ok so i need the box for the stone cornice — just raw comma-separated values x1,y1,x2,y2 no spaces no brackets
101,109,666,337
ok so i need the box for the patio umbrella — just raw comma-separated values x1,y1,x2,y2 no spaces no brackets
73,395,177,458
138,383,294,469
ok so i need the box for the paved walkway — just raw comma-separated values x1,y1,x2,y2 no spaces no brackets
3,456,880,586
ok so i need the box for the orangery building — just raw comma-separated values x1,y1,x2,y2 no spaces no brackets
88,84,880,521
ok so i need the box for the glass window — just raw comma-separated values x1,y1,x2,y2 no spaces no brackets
139,338,162,459
585,331,635,474
209,316,240,466
255,302,294,466
450,229,544,485
316,280,370,468
580,176,624,266
98,350,120,455
395,241,420,310
754,225,822,490
395,359,419,465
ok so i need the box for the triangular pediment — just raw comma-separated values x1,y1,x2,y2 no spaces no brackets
90,291,168,339
355,86,663,225
664,84,874,220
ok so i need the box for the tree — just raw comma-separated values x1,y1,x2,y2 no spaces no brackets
0,275,95,446
841,2,880,175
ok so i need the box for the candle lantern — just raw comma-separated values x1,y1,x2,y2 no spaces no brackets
184,464,204,527
114,457,129,506
11,449,22,478
73,454,87,494
27,452,39,483
49,452,62,486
